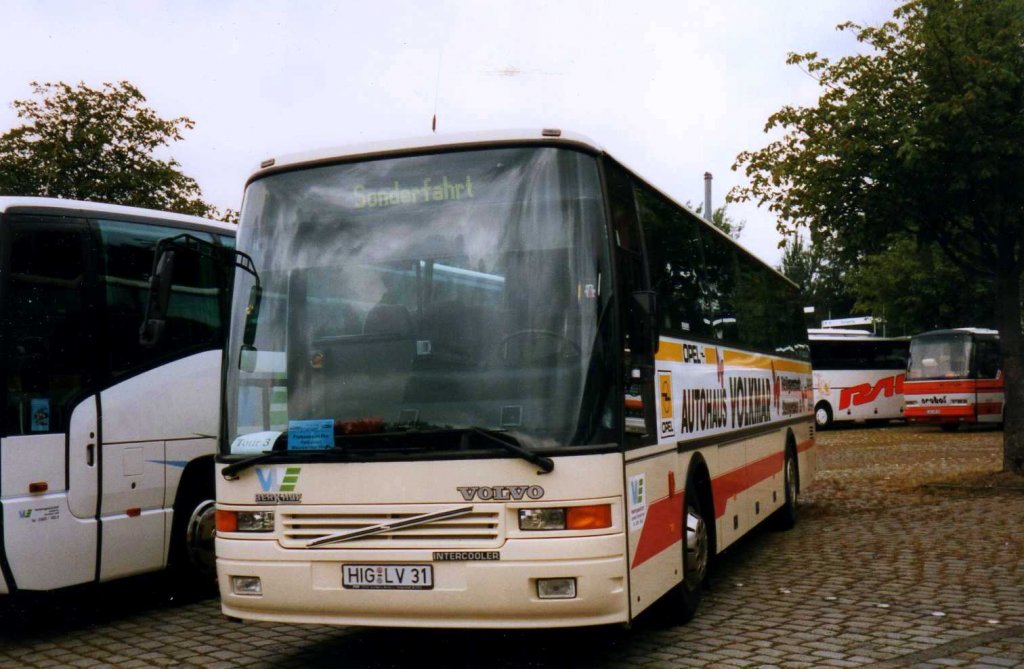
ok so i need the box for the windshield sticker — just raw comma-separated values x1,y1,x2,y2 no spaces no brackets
231,431,282,454
628,474,647,531
353,176,475,209
255,466,302,503
30,398,50,432
287,419,335,450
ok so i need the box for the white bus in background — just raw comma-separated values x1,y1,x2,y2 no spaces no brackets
193,130,814,629
0,197,234,594
808,329,910,429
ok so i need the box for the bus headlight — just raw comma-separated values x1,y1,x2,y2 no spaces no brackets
519,504,611,531
231,575,263,595
519,508,566,530
216,510,275,532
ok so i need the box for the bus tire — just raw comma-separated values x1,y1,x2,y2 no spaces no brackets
669,478,710,623
169,467,217,591
772,445,799,530
814,402,833,430
940,423,960,432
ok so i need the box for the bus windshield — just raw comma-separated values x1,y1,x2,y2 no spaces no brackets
907,333,973,380
224,147,614,455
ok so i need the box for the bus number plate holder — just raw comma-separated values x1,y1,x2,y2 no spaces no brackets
342,564,434,590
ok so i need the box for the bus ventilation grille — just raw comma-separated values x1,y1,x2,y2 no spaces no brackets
278,507,504,549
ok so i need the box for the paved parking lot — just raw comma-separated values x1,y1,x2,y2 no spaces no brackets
1,425,1022,668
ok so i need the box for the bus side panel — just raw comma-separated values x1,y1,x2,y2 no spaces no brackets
1,432,97,591
977,378,1005,424
814,369,906,422
98,350,220,578
624,447,682,619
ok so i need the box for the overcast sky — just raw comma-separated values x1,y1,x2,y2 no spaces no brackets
1,0,896,266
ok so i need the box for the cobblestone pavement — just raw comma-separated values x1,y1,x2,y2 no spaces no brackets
1,425,1021,668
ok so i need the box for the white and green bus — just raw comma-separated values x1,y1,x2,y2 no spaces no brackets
207,130,814,628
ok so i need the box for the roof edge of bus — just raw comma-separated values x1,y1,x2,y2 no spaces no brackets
249,129,798,290
0,196,235,232
915,327,999,337
248,129,605,182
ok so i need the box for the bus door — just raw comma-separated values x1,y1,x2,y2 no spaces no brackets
973,338,1003,423
0,215,101,592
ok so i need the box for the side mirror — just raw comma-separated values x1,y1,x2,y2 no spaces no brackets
238,283,263,372
139,249,176,348
629,290,659,356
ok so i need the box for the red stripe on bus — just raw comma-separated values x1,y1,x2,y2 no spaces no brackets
978,402,1003,415
904,380,1004,395
630,438,814,569
630,492,684,568
905,406,975,417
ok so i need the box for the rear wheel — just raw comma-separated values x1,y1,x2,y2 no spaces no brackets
772,447,799,530
815,402,833,430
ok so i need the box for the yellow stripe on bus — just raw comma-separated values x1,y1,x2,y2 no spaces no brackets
723,350,811,374
655,341,684,362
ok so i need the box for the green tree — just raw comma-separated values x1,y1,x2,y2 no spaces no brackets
692,203,745,240
848,236,996,336
0,81,219,218
731,1,1024,472
777,235,856,327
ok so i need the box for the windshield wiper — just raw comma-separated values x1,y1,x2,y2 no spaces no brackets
221,426,556,478
221,450,282,480
463,427,555,475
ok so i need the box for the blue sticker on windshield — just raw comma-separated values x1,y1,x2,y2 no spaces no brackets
287,419,335,450
31,398,50,432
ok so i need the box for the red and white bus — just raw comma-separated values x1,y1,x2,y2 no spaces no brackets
904,328,1003,431
808,330,910,429
200,130,814,628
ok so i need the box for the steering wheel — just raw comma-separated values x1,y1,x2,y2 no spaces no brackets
495,329,581,364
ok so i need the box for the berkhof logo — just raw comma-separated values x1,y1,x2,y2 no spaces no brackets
255,466,303,503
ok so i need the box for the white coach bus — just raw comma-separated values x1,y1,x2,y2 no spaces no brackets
201,130,814,628
808,330,910,429
0,197,234,594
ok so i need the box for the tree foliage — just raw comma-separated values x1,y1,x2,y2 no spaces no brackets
692,203,745,240
732,0,1024,472
777,235,855,327
847,236,996,336
0,81,220,218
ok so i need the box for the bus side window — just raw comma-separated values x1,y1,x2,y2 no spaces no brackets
96,219,224,380
1,216,94,436
976,339,1000,379
635,186,708,338
700,229,739,344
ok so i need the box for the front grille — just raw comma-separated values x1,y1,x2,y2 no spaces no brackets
278,506,503,549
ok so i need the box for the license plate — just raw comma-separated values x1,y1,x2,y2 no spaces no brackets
342,564,433,590
927,409,941,415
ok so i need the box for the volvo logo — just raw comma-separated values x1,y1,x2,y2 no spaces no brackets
457,485,544,501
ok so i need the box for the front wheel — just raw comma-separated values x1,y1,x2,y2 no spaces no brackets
170,478,217,591
668,484,709,623
815,402,833,430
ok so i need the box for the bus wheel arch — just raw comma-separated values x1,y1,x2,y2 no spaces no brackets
671,456,715,623
814,401,833,429
772,433,800,530
169,455,217,587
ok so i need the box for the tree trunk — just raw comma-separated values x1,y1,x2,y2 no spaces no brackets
995,261,1023,473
